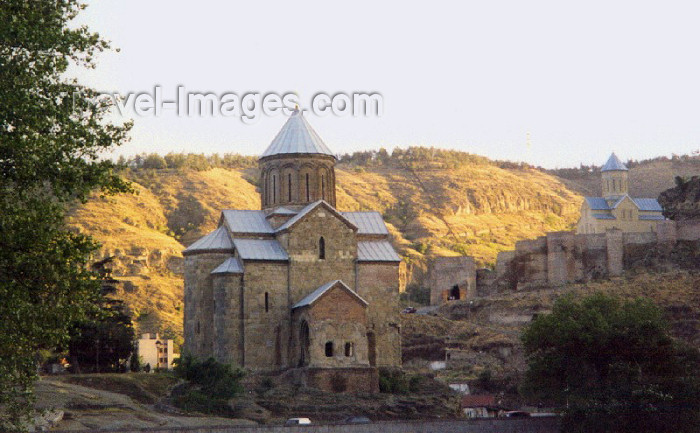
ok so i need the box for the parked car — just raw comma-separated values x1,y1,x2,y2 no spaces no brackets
502,410,530,418
401,306,417,314
284,418,312,426
344,416,371,424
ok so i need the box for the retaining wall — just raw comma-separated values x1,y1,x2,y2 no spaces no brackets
50,417,560,433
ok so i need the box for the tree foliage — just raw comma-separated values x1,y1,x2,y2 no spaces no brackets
67,258,134,373
0,1,130,428
521,293,700,433
172,355,245,414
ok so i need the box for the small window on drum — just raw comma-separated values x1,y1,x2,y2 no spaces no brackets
265,292,269,312
344,342,354,357
325,341,334,357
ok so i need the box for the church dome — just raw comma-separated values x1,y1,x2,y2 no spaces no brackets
260,109,335,160
259,110,337,211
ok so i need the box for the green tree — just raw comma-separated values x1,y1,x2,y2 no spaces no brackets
521,293,700,433
67,258,134,373
0,1,130,428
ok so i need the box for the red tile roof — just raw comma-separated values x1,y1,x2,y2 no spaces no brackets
461,394,496,407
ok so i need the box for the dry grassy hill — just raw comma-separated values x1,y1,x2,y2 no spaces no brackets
68,148,695,343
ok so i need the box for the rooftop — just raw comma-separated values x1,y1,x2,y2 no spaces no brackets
292,280,368,309
260,109,335,159
601,153,628,172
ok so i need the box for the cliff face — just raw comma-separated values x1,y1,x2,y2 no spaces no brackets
659,176,700,221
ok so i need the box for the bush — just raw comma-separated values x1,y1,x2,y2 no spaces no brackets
175,355,245,399
378,368,410,394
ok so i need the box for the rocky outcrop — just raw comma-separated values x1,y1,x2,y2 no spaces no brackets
659,176,700,221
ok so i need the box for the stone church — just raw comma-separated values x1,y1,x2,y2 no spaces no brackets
183,110,402,392
577,153,664,234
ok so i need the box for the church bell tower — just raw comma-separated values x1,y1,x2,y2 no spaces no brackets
259,109,337,211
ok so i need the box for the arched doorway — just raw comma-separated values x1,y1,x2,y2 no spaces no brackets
299,321,310,367
449,284,461,300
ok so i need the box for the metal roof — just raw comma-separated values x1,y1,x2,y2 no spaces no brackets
183,226,233,254
260,109,335,159
276,200,356,232
222,210,274,234
593,213,616,220
585,197,611,210
610,196,628,209
292,280,368,309
211,257,244,274
357,241,401,262
633,198,663,212
268,207,298,216
233,239,289,261
601,153,628,172
341,211,389,235
639,214,665,220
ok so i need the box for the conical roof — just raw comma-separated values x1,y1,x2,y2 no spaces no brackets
260,109,335,159
601,153,628,172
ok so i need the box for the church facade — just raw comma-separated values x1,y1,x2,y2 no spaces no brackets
183,110,402,392
577,153,665,234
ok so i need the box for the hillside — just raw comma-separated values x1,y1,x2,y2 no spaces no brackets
402,268,700,408
68,149,583,342
68,148,696,343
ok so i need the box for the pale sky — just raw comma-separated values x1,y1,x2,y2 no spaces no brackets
72,1,700,168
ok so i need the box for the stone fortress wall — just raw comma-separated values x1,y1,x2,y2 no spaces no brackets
431,219,700,304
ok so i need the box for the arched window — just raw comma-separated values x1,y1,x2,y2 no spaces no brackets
321,175,325,200
272,175,277,204
287,173,292,202
195,321,200,334
325,341,334,357
319,237,325,260
305,173,310,201
264,292,269,312
344,342,354,357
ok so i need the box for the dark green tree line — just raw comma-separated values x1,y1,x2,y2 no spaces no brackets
0,1,130,429
521,293,700,433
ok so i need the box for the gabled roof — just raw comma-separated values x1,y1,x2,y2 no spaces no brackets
260,109,335,159
292,280,368,309
601,153,628,172
211,257,244,274
585,197,611,210
610,195,633,209
233,239,289,261
222,210,274,235
585,195,663,213
633,198,663,212
341,211,390,236
357,241,402,262
183,226,233,255
276,200,357,233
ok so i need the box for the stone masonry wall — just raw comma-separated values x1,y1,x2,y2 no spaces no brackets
432,220,700,299
183,252,231,358
51,417,560,433
241,261,290,369
429,256,477,305
356,263,402,368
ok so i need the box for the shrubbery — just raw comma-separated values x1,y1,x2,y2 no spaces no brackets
378,368,423,394
172,355,245,414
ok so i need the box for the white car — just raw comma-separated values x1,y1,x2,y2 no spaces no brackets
284,417,312,426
